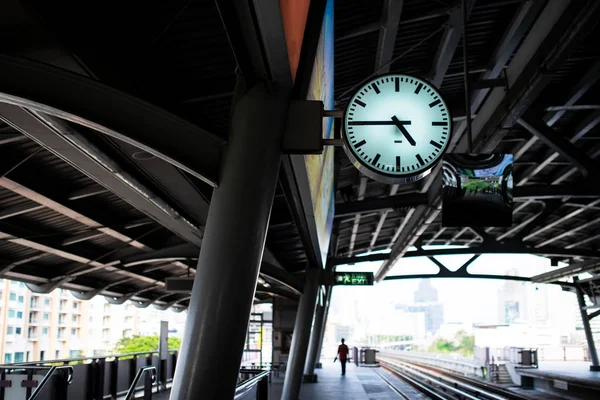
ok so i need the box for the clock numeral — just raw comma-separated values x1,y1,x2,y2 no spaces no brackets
429,99,441,108
395,77,400,92
432,121,448,126
414,83,423,94
371,83,380,94
396,156,401,172
416,154,424,166
355,139,367,148
430,140,442,149
372,153,381,165
355,99,367,108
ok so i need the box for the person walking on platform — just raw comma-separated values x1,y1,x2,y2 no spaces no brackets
336,338,349,375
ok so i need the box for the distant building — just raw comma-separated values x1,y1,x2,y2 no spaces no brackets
395,279,444,336
0,279,187,363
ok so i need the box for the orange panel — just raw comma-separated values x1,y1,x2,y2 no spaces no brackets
280,0,311,83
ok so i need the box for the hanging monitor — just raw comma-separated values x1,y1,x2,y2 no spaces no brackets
441,153,513,227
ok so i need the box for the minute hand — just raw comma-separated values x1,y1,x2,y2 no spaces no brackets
391,116,416,146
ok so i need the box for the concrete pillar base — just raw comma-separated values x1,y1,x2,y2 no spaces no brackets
303,374,318,383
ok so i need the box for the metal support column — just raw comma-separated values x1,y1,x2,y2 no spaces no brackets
574,278,600,371
281,268,321,400
315,285,333,367
303,285,330,381
169,82,289,399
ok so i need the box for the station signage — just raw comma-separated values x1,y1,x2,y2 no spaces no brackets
333,272,374,286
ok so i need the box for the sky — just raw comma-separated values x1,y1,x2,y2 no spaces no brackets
331,250,578,330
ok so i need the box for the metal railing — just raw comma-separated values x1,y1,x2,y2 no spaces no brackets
0,365,73,400
2,349,178,400
124,366,156,400
235,370,269,400
1,350,271,399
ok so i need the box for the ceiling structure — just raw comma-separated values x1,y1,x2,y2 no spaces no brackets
0,0,599,310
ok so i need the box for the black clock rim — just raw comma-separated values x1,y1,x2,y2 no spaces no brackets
342,72,453,181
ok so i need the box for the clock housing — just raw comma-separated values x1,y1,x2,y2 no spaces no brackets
342,74,452,184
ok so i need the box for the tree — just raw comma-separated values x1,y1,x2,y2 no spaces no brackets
428,330,475,356
112,335,182,355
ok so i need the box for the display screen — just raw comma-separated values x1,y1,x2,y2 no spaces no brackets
441,154,514,227
334,272,374,286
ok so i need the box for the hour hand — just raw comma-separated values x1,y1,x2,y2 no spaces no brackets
391,116,416,146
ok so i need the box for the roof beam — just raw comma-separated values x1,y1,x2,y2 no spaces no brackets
332,244,600,266
336,5,453,43
0,203,44,220
428,1,475,88
513,59,600,163
0,133,27,146
0,56,223,186
450,0,544,151
374,0,404,73
532,259,600,283
0,223,172,292
115,243,303,293
518,110,600,185
523,199,600,242
335,192,427,218
517,113,600,177
335,183,600,217
67,187,109,201
0,177,150,250
0,104,203,246
455,0,600,153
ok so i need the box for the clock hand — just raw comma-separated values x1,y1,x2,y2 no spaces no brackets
348,121,409,126
391,116,416,146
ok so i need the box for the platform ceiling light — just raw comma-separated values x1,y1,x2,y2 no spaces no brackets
342,74,452,184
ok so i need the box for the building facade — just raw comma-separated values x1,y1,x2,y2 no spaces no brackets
0,279,187,363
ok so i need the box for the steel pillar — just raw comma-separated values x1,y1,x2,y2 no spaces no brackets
281,268,321,400
169,82,289,399
314,285,333,367
303,285,331,380
574,278,600,371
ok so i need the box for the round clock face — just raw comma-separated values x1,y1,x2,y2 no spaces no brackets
342,74,452,184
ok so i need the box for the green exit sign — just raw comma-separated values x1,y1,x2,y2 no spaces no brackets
334,272,374,286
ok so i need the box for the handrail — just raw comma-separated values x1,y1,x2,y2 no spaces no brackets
0,365,75,400
124,366,157,400
235,370,269,393
9,348,180,367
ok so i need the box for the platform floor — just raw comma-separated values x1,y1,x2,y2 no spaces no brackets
268,360,426,400
519,361,600,387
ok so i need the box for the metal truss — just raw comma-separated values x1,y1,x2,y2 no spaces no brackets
332,240,600,267
0,55,224,186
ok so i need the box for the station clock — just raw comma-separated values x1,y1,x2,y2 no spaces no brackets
342,74,452,184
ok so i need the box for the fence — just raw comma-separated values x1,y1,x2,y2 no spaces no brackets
477,345,589,364
0,350,270,399
379,350,485,378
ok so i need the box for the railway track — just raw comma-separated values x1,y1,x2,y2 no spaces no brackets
376,354,531,400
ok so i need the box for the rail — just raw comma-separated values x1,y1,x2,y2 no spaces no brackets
379,354,527,400
124,366,156,400
380,356,527,400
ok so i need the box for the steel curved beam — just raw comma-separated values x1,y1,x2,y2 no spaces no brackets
104,284,157,304
0,55,224,186
333,245,600,266
154,296,190,311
